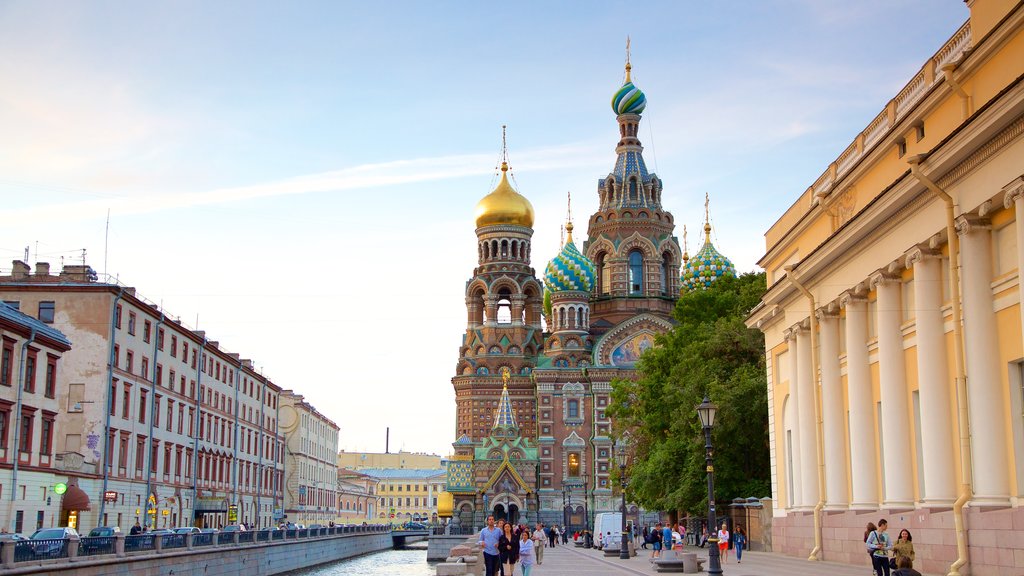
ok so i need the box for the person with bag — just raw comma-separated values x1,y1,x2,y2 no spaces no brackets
518,528,536,576
865,519,892,576
531,523,544,565
891,529,915,571
498,522,519,576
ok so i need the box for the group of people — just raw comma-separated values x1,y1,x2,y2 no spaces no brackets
642,521,747,564
865,518,920,576
478,516,549,576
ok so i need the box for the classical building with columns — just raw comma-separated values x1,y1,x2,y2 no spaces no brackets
746,2,1024,575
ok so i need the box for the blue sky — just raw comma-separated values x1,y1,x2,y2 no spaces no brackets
1,1,969,456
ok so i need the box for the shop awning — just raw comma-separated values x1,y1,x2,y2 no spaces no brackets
61,484,91,511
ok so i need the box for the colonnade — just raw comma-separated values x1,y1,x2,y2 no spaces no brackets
783,192,1023,509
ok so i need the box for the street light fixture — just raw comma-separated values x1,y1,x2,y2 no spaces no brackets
615,437,630,560
582,473,592,548
697,396,722,575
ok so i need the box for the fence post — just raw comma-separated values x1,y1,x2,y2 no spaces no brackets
185,532,194,550
232,531,240,546
115,533,126,558
154,533,163,554
211,529,220,547
67,535,81,561
1,540,15,568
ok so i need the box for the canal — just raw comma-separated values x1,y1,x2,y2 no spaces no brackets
287,542,434,576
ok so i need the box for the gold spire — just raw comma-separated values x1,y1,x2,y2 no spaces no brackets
625,36,632,82
683,224,689,263
704,192,712,242
474,126,535,228
565,190,574,245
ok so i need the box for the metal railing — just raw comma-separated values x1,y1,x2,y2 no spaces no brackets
79,536,117,557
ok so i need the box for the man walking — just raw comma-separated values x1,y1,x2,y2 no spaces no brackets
533,523,545,565
547,524,556,548
478,516,502,576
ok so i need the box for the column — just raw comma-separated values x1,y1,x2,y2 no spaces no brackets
795,322,820,509
871,271,914,507
1003,177,1024,349
817,307,848,508
957,213,1012,504
841,292,879,508
906,246,956,505
785,327,803,509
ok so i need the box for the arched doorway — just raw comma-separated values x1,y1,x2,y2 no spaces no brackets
493,503,506,523
508,504,519,525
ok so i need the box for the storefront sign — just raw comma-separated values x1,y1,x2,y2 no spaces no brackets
104,491,118,503
195,497,228,512
228,504,238,523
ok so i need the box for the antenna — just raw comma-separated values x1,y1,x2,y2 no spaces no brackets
23,246,28,262
103,209,110,277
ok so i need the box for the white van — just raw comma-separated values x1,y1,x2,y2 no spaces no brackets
592,512,622,550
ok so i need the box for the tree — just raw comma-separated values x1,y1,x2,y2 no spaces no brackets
608,272,769,515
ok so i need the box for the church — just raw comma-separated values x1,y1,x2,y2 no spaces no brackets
445,57,735,529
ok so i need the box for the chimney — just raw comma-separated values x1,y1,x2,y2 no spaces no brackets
11,261,30,280
35,262,50,276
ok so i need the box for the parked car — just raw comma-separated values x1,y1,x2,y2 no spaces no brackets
307,524,323,530
0,533,26,542
220,524,246,532
29,527,78,557
173,526,201,535
149,529,173,536
87,527,120,537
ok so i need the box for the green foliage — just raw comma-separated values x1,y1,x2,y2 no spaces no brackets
543,288,552,320
608,272,770,514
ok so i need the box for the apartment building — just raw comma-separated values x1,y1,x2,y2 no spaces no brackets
362,468,445,524
280,391,339,526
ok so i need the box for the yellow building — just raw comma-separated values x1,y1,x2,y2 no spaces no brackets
336,469,379,525
747,2,1024,575
337,450,442,470
361,468,445,525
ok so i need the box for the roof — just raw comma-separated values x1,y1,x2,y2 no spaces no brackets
0,302,71,350
357,468,446,480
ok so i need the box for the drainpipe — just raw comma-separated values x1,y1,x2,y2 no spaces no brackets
8,327,37,529
940,64,972,120
191,338,206,527
783,265,826,562
99,289,125,527
907,155,972,576
143,313,164,529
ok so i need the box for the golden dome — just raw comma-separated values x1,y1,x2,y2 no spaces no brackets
474,162,535,228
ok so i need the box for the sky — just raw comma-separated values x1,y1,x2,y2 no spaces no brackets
0,1,970,457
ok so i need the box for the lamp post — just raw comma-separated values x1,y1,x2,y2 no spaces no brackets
562,487,569,531
615,437,630,560
697,396,722,575
582,473,592,548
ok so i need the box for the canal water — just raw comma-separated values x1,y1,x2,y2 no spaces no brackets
286,542,435,576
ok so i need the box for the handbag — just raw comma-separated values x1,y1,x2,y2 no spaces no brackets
889,556,897,569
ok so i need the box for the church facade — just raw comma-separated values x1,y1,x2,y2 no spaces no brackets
446,60,734,528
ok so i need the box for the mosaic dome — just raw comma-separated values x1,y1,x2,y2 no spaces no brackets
544,223,595,293
474,162,535,228
681,223,736,292
611,79,647,115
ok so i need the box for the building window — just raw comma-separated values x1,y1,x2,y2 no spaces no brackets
38,301,55,324
915,122,925,142
44,356,57,399
568,452,580,476
1,338,14,386
143,320,151,343
127,312,136,335
628,250,644,294
3,301,19,311
19,412,33,453
139,390,147,424
661,252,672,295
125,351,133,374
897,138,907,158
0,409,8,452
171,336,177,358
23,350,36,393
158,329,164,351
567,399,579,419
115,305,122,329
122,385,131,419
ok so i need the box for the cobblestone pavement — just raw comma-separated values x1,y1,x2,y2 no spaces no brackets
529,543,888,576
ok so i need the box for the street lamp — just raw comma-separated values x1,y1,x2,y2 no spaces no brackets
562,488,569,531
697,396,722,576
582,473,592,548
615,437,630,560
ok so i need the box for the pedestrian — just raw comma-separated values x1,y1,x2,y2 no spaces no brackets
717,522,730,563
866,519,892,576
651,522,663,558
892,555,922,576
532,523,545,565
478,515,502,576
892,529,915,570
699,525,708,548
642,525,649,550
734,525,746,564
130,521,142,536
864,522,878,566
498,522,519,576
519,529,535,576
547,524,556,548
662,522,672,555
562,523,568,544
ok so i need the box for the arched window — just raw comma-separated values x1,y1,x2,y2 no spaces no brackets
595,252,607,295
567,452,580,476
629,178,638,202
501,240,509,259
661,252,672,295
497,288,512,324
567,399,579,419
629,251,644,295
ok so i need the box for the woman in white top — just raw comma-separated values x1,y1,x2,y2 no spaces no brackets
718,522,730,564
519,529,536,576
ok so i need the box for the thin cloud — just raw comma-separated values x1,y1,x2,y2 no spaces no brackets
3,141,608,223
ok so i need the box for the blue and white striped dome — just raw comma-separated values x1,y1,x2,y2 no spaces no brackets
611,80,647,115
544,224,595,293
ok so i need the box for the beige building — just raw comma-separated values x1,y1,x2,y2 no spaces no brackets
362,468,445,525
747,2,1024,575
280,391,339,526
336,468,379,525
0,262,286,531
337,450,442,471
0,300,73,533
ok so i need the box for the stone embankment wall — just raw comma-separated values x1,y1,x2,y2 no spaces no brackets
4,532,392,576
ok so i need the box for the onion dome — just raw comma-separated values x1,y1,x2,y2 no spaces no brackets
544,223,595,293
474,162,535,228
681,222,736,292
611,62,647,115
